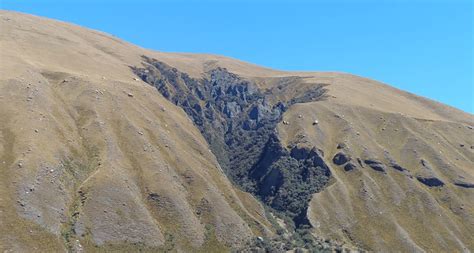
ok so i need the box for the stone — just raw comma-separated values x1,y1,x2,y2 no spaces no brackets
344,162,356,171
416,176,444,187
313,120,319,125
336,143,346,149
127,93,134,97
390,163,407,172
333,152,350,165
453,180,474,188
224,101,241,118
364,159,386,172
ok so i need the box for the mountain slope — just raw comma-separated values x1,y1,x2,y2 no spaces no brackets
0,11,272,252
1,11,473,252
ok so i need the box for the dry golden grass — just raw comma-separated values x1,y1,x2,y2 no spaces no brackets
1,10,473,252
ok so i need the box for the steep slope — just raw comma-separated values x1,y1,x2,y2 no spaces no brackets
0,11,272,252
1,11,473,252
279,101,474,252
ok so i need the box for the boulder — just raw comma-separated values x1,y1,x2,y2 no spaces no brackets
453,180,474,188
416,177,444,187
364,159,386,172
336,143,346,149
333,152,350,165
344,162,357,171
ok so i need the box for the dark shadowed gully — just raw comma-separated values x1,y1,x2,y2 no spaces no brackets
132,56,330,227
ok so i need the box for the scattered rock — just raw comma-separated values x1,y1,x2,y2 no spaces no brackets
333,152,350,165
336,143,346,149
416,176,444,187
459,144,464,147
298,114,303,118
312,120,319,125
390,163,407,172
344,162,357,171
127,93,134,97
453,180,474,188
364,159,386,172
133,77,139,81
34,129,39,133
138,131,144,135
18,163,23,168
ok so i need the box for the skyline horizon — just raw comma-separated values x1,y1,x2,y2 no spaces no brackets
1,1,472,113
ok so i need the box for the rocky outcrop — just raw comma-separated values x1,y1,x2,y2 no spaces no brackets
454,181,474,189
332,152,350,165
343,162,357,171
133,56,331,227
416,159,445,187
390,163,408,172
364,159,386,172
416,177,445,187
252,142,331,225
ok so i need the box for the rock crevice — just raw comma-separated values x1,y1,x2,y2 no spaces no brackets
132,56,331,226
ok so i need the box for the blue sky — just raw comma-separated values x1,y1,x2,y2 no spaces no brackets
2,0,473,113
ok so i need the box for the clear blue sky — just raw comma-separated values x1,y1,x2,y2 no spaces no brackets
2,0,473,113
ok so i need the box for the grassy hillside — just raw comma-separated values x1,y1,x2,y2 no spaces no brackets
1,11,473,252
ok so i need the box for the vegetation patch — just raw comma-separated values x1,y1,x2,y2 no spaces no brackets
132,56,331,228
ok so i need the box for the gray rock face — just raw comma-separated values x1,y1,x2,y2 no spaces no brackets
453,181,474,188
390,163,407,172
415,159,444,187
223,101,241,118
364,159,386,172
332,152,350,165
344,162,357,171
416,177,445,187
132,56,330,227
